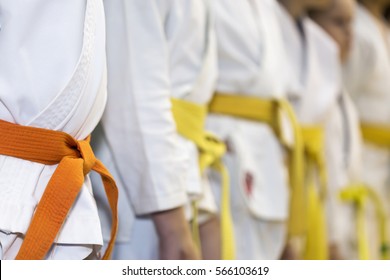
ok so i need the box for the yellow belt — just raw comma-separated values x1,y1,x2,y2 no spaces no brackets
209,93,305,237
171,98,235,260
301,126,328,260
348,123,390,259
361,123,390,148
340,185,389,260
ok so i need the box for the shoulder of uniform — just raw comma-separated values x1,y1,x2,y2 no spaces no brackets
353,6,379,54
305,17,339,57
305,18,342,99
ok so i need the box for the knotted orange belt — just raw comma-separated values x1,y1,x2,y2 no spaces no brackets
0,119,118,260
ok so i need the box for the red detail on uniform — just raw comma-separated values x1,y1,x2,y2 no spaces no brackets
244,172,253,197
225,139,233,153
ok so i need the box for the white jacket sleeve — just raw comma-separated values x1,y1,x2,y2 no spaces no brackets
101,0,187,215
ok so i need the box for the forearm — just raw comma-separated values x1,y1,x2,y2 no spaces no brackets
151,206,189,238
151,206,200,260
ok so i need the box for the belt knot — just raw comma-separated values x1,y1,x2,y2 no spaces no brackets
76,136,96,175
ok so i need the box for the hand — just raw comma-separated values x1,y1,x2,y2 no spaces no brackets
199,215,221,260
152,207,200,260
329,243,344,260
280,238,303,260
280,243,299,260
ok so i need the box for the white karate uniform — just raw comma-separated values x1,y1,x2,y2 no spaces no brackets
0,0,107,259
91,0,217,259
206,0,292,260
325,91,363,259
275,3,344,257
344,5,390,259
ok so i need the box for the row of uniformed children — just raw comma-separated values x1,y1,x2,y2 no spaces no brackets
1,0,389,260
92,0,390,260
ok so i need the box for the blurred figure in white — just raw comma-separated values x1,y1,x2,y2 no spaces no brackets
343,0,390,260
91,0,227,260
309,0,367,260
206,0,303,260
0,0,114,259
276,0,343,259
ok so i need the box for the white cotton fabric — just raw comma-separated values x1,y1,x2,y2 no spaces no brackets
275,6,341,125
275,2,346,257
344,5,390,259
206,0,293,260
324,91,363,259
0,0,107,259
90,0,217,259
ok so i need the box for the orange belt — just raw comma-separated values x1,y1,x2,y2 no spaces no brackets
0,119,118,260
